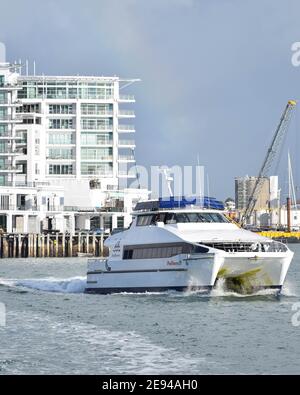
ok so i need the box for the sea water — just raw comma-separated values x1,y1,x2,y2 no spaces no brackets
0,245,300,374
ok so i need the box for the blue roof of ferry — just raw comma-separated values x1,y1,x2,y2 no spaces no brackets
134,197,225,211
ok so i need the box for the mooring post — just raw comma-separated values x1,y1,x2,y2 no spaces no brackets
37,235,41,257
41,234,45,257
92,233,96,256
13,235,17,258
86,233,89,254
62,233,65,257
18,234,22,257
46,234,50,257
55,233,59,257
78,232,81,253
3,236,8,258
33,234,37,257
69,234,73,257
28,233,32,258
100,233,104,257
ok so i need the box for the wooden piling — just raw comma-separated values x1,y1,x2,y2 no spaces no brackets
33,234,37,257
100,233,104,257
3,237,9,258
41,234,45,257
86,233,89,253
68,235,73,257
13,235,17,258
46,234,50,257
78,232,81,254
62,233,65,257
92,233,96,256
18,234,22,257
55,233,59,257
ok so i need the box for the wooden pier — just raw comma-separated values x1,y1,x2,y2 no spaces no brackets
0,233,108,258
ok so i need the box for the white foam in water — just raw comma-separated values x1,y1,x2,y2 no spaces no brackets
50,321,206,374
0,277,86,294
210,278,282,298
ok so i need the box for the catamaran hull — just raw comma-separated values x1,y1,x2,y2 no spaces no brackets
85,254,223,294
216,250,294,292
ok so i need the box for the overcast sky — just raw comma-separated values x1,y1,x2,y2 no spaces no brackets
1,0,300,199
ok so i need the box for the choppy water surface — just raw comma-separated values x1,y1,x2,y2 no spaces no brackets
0,245,300,374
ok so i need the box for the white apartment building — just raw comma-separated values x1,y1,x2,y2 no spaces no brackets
0,57,148,233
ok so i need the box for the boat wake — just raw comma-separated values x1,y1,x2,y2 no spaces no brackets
0,276,297,298
0,276,87,294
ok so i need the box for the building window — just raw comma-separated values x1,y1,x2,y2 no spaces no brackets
81,103,113,115
80,163,112,176
48,164,73,175
0,91,6,103
81,147,112,160
81,118,112,130
49,118,74,129
48,148,74,159
117,216,124,228
48,133,74,145
49,104,73,114
81,132,112,146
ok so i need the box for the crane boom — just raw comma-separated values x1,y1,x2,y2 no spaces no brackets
240,100,297,226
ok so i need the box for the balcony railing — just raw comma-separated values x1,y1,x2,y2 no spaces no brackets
118,140,135,146
118,110,135,116
119,95,135,101
81,155,113,161
81,140,113,146
81,111,113,116
118,155,135,161
117,125,135,132
0,115,23,122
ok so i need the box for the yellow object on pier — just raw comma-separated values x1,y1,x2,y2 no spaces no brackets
258,231,300,239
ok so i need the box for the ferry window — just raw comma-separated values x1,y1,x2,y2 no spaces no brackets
185,213,199,222
193,245,209,253
123,249,133,259
123,243,208,259
176,213,189,223
165,213,177,224
136,215,154,226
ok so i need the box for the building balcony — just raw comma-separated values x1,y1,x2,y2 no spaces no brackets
47,113,75,117
0,101,22,108
0,115,23,123
117,124,135,132
0,152,22,157
81,141,113,147
81,172,113,178
81,156,113,162
118,110,135,118
0,205,39,211
118,171,137,178
119,94,135,102
0,134,23,140
0,166,23,173
81,111,113,117
118,140,136,148
80,127,113,132
0,85,21,91
118,155,135,162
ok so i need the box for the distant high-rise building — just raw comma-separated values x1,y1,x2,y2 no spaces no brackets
235,175,278,211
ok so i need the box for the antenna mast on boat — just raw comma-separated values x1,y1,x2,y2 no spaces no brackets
159,167,173,197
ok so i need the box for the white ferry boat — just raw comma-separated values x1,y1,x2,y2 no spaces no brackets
85,197,293,294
